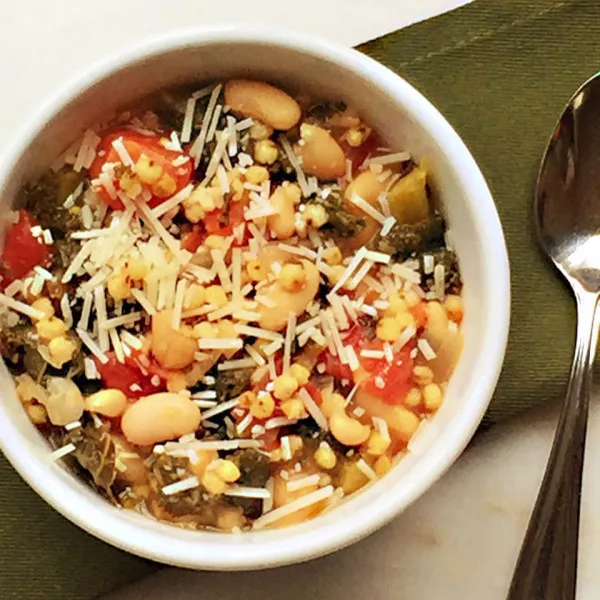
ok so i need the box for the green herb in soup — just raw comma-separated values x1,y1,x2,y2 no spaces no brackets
0,78,463,532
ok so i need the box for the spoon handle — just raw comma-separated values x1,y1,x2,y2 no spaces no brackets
507,289,600,600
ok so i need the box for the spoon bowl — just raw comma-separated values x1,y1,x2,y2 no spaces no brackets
536,73,600,290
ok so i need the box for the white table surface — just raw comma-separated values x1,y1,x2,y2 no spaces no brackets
9,1,596,599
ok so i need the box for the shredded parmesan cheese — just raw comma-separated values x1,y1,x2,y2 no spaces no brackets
356,458,377,481
0,294,44,320
166,439,260,453
93,286,110,352
417,338,437,361
121,330,143,350
201,398,239,421
190,84,222,166
287,474,321,492
171,279,187,330
3,280,23,298
211,248,232,291
131,288,156,315
372,416,391,442
151,184,194,219
180,97,197,143
298,387,328,431
253,485,334,529
423,254,434,275
434,264,446,300
331,246,368,294
162,476,200,496
61,240,94,283
245,344,266,366
368,151,410,165
111,136,134,166
224,486,271,500
234,324,282,341
76,328,108,364
324,309,348,365
393,325,416,352
202,129,231,185
349,193,386,224
279,135,310,197
101,312,143,330
206,104,223,143
380,216,397,237
345,345,360,371
364,250,391,264
108,328,125,363
277,243,317,261
217,358,256,371
48,443,77,462
198,338,243,350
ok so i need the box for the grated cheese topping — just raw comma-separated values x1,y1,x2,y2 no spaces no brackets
48,443,77,462
417,338,437,361
286,474,321,492
0,294,44,320
356,459,377,481
349,193,386,224
367,151,411,165
253,485,334,530
298,387,328,431
162,476,200,496
198,338,243,351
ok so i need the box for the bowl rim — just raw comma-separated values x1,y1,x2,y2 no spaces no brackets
0,24,510,570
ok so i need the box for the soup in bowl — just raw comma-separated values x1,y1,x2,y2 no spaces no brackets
0,27,509,568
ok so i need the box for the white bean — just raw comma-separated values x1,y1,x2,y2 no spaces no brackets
298,123,346,180
268,184,300,240
258,259,320,331
121,393,201,446
224,79,301,131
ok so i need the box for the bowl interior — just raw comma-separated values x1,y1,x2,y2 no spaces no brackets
0,29,509,569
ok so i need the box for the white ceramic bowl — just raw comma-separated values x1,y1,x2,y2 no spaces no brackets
0,26,510,570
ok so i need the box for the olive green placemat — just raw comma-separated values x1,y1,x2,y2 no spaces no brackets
1,1,598,598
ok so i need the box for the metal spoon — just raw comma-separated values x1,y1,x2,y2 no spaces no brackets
507,73,600,599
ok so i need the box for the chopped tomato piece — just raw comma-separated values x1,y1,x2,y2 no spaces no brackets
138,357,178,383
204,200,246,237
259,428,281,452
304,383,323,406
318,350,353,382
0,209,51,284
94,352,165,398
342,323,367,349
181,225,206,252
361,346,414,404
343,132,385,175
357,339,386,373
319,322,374,383
181,201,249,252
89,129,193,210
410,303,428,330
